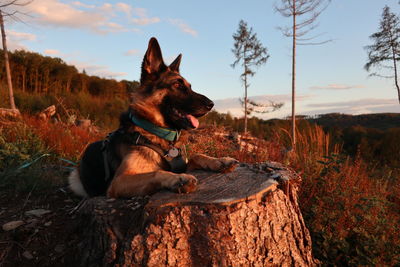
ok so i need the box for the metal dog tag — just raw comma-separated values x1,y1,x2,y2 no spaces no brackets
167,147,179,158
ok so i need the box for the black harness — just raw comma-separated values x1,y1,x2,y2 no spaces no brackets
101,129,187,183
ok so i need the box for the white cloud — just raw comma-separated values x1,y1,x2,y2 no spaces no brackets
116,3,132,15
168,19,198,37
133,7,147,18
99,3,114,13
305,98,400,115
7,30,36,41
71,1,95,9
22,0,147,34
132,17,160,26
124,49,140,56
130,7,160,25
25,0,108,33
71,60,127,79
105,22,128,33
6,30,36,51
7,40,28,51
310,84,365,90
44,49,59,55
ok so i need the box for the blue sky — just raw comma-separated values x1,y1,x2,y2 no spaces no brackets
4,0,400,118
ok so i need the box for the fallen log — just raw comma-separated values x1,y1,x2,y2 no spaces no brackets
71,162,317,266
0,108,20,119
76,119,91,128
37,105,56,120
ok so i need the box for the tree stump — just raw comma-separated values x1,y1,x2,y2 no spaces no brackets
72,162,317,267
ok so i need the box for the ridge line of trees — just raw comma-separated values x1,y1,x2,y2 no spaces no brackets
0,49,139,98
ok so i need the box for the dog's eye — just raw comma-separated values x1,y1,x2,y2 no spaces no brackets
172,82,180,89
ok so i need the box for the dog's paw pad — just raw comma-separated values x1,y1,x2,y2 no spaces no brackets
169,174,197,194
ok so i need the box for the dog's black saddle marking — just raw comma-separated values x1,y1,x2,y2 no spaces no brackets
101,129,187,183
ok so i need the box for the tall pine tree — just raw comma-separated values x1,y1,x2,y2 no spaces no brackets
365,6,400,104
231,20,270,134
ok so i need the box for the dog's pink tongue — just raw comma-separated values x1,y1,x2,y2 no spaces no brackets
186,114,199,128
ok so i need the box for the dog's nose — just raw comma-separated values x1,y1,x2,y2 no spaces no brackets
206,100,214,110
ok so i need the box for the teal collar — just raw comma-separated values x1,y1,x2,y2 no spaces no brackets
128,112,180,142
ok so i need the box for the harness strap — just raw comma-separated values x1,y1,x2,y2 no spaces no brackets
135,134,187,173
101,130,187,182
102,149,111,183
101,131,118,183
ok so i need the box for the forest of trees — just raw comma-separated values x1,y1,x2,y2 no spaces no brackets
0,49,139,97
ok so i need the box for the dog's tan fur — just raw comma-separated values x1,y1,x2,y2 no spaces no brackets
69,38,237,198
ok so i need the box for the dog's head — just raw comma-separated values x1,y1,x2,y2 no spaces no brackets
130,38,214,130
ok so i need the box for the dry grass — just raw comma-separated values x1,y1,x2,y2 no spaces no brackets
23,115,105,161
189,124,399,265
279,124,399,266
0,116,398,265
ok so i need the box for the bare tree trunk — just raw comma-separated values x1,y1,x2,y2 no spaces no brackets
291,2,297,148
243,50,248,134
70,163,318,267
22,70,26,92
244,74,248,135
391,41,400,104
0,10,16,110
35,69,39,94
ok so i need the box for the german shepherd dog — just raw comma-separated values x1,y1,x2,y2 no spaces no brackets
68,38,237,198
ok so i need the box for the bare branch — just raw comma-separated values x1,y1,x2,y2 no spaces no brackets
368,72,394,79
298,39,332,45
0,0,32,8
0,0,32,18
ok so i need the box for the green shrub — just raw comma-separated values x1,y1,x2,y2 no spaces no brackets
0,122,63,193
0,123,47,170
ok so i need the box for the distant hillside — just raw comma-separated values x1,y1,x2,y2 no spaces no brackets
308,113,400,130
0,49,139,97
203,110,400,136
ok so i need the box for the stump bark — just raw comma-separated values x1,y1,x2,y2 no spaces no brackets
72,162,317,267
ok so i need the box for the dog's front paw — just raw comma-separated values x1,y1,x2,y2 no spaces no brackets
211,157,239,173
166,174,198,194
188,154,239,173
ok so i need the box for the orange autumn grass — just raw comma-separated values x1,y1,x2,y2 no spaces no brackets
190,124,399,265
269,124,398,265
1,115,105,162
1,115,398,265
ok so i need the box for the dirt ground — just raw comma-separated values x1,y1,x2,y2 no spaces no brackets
0,185,82,267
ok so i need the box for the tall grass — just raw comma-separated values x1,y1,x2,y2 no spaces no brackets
189,123,399,265
278,124,400,266
23,115,104,161
0,115,104,193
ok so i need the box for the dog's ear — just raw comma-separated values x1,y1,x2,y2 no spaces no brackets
169,54,182,72
141,37,166,83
